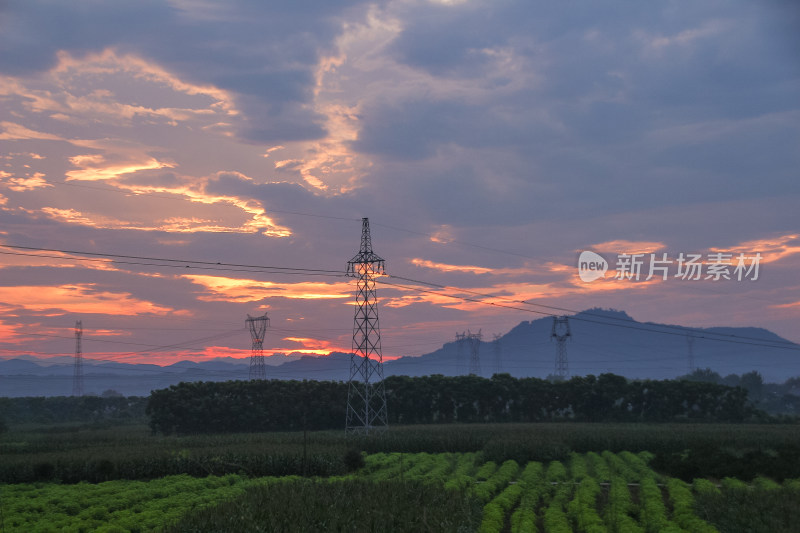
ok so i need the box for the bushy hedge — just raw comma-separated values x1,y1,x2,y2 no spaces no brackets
146,372,757,435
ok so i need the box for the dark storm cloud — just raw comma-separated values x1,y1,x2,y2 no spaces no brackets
0,0,170,75
0,0,371,143
348,0,799,233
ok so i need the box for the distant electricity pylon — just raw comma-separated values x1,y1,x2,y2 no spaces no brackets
551,316,571,379
455,332,466,374
492,333,503,376
686,332,696,374
345,217,388,435
246,313,269,380
72,320,83,397
467,329,482,376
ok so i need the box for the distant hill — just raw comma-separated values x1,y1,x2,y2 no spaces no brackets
1,308,797,397
382,308,799,382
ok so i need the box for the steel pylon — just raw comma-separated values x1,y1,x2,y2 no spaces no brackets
72,320,83,397
686,333,696,374
345,218,388,435
246,313,269,380
467,329,482,376
551,316,571,379
492,333,503,376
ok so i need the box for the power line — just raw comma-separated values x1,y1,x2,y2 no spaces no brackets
22,330,244,362
0,250,345,277
54,178,537,259
0,245,345,276
380,275,799,350
1,244,797,352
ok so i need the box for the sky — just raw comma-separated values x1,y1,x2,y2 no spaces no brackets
0,0,798,373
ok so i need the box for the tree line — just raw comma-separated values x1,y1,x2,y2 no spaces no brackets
679,368,800,416
146,373,758,435
0,394,148,429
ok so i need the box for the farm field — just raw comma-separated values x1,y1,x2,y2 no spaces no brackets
3,451,800,532
3,422,800,483
2,422,800,531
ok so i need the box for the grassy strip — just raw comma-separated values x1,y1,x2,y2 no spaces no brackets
545,460,568,483
542,483,573,533
566,477,605,533
569,452,589,481
0,474,254,532
602,450,639,482
666,478,719,533
474,460,520,502
694,480,800,533
479,484,523,533
604,476,645,533
164,478,482,533
443,452,478,491
639,477,681,533
508,462,546,533
586,451,612,483
4,422,800,483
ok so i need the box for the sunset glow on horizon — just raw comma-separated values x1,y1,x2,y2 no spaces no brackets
0,1,798,372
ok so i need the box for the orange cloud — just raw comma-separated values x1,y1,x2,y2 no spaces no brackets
4,172,52,191
38,193,290,236
112,172,292,237
771,300,800,310
282,336,351,355
0,247,118,271
587,240,667,254
716,234,800,264
102,346,251,366
66,154,174,182
0,121,64,141
0,284,178,316
429,225,456,244
183,274,352,302
51,49,237,115
410,258,493,274
2,48,235,126
0,319,28,342
379,271,662,313
410,258,538,276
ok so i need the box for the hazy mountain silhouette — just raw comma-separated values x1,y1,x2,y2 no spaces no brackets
1,308,797,397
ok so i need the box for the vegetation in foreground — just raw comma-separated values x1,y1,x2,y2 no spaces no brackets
3,452,800,532
2,421,800,484
0,474,253,532
166,478,481,533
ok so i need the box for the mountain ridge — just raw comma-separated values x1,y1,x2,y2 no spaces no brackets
1,308,797,397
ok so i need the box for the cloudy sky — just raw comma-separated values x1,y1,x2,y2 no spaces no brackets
0,0,798,372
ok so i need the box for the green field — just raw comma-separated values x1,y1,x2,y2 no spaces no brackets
2,422,800,531
2,422,800,483
3,451,800,532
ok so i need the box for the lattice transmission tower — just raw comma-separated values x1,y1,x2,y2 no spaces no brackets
466,329,482,376
551,316,571,379
455,331,466,375
345,218,388,434
246,313,269,380
72,320,83,397
492,333,503,376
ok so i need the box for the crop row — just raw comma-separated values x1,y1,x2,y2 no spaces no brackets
0,473,264,532
5,422,800,483
359,451,703,532
3,452,798,532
